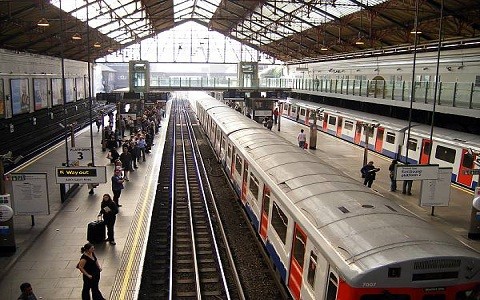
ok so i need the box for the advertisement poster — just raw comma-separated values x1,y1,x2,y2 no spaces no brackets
51,78,63,106
76,77,84,100
0,79,4,118
33,78,48,110
65,78,75,103
10,78,30,115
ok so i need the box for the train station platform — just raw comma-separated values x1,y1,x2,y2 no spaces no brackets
0,104,170,299
0,100,478,299
274,116,480,253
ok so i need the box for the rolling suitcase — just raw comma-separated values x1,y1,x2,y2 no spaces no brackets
87,217,105,244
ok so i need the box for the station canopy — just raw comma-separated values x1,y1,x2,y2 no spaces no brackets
0,0,478,63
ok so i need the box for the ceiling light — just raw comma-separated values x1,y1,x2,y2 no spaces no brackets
37,18,50,27
355,39,365,45
410,30,422,34
320,45,328,51
107,48,114,53
72,33,82,40
93,42,101,48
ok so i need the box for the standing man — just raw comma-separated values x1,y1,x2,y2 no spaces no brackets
273,107,279,124
297,129,307,148
388,159,398,192
18,282,37,300
361,161,380,188
111,169,124,207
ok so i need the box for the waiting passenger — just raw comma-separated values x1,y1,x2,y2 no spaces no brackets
388,159,398,192
297,129,306,148
361,161,380,188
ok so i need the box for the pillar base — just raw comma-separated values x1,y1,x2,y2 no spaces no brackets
0,245,16,257
468,232,480,240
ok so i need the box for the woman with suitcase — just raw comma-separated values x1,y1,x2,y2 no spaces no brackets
98,194,118,245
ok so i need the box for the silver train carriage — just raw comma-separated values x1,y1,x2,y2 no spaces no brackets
191,92,480,300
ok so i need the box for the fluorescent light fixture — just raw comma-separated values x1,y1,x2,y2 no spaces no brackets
72,33,82,40
94,42,101,48
37,18,50,27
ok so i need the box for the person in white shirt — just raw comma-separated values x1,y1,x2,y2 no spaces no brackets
297,129,306,148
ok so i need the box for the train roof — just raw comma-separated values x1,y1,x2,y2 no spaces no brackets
195,95,480,288
285,97,480,150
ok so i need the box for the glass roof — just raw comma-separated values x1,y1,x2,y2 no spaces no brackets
51,0,152,45
174,0,221,22
234,0,389,45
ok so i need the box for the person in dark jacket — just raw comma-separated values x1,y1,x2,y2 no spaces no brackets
388,159,398,191
77,243,105,300
361,161,380,188
17,282,37,300
111,169,124,207
98,194,118,245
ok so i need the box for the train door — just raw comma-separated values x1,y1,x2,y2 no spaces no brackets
288,224,307,300
322,113,328,131
375,127,384,152
259,185,271,240
241,160,249,203
354,122,362,144
458,149,475,187
420,139,432,164
336,116,343,137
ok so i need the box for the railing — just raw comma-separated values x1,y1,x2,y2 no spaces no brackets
294,78,480,110
147,76,479,110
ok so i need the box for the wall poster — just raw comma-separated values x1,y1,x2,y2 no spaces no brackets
0,79,4,118
10,78,30,115
76,77,85,100
65,78,75,103
51,78,63,106
33,78,48,110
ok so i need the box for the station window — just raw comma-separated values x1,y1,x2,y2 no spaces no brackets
407,138,417,151
307,252,317,289
271,202,288,244
249,173,259,200
386,132,396,144
235,154,242,175
435,145,456,164
344,120,353,131
328,116,336,126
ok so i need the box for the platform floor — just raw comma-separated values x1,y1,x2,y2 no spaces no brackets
0,105,478,300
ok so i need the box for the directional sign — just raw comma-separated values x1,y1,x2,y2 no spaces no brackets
394,165,439,180
55,166,107,184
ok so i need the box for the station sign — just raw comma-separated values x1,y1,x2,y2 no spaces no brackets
55,166,107,184
69,147,92,164
394,165,439,180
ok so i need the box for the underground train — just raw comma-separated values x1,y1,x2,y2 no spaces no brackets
192,92,480,300
280,97,480,190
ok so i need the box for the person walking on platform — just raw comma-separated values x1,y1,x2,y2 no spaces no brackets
111,169,124,207
388,159,398,192
98,194,118,245
17,282,37,300
77,243,105,300
266,117,273,130
297,129,306,148
361,161,380,188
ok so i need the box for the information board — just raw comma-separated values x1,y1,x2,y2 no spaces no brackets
394,165,439,180
9,173,50,215
419,167,452,207
69,147,92,166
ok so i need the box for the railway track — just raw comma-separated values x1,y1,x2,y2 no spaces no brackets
139,99,243,299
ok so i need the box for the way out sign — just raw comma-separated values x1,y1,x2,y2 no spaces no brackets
55,166,107,184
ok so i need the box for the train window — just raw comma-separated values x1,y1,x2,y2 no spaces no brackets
344,120,354,131
407,138,417,151
462,152,475,168
456,289,480,300
292,228,306,269
326,272,338,300
360,295,410,300
271,202,288,244
249,173,259,199
262,189,270,215
306,252,317,289
435,145,456,164
423,142,432,156
364,126,374,138
235,154,242,175
328,116,336,126
227,144,232,159
292,106,297,113
475,75,480,87
386,132,396,144
300,108,306,116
